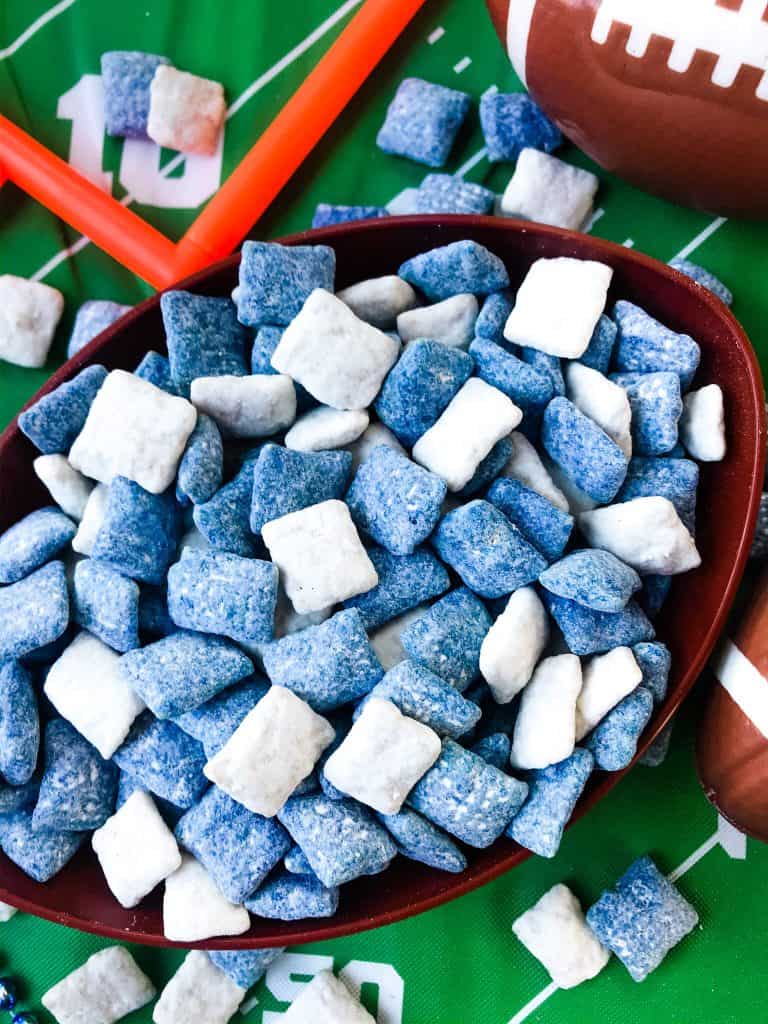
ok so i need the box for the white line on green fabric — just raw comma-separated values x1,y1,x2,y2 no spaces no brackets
29,0,365,282
0,0,76,61
507,982,558,1024
673,216,728,262
454,147,488,178
453,56,472,74
622,238,635,247
584,207,605,231
427,26,445,44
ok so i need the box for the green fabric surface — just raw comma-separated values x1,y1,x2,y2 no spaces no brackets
0,1,766,1021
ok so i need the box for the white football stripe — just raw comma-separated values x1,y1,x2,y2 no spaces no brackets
712,637,768,740
505,0,538,88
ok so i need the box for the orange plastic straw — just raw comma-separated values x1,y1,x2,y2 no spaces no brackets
0,114,176,288
170,0,428,281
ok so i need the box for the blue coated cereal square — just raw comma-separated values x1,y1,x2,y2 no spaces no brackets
208,949,285,990
470,732,511,770
101,51,170,137
176,414,223,505
375,339,474,447
633,642,672,704
234,242,336,328
161,291,249,396
458,437,514,497
33,719,117,831
432,500,547,599
167,549,277,643
115,770,184,827
539,549,641,612
311,204,387,228
617,457,698,535
278,794,397,886
486,477,573,561
521,348,565,396
475,291,513,344
639,721,674,767
0,810,84,882
67,300,132,359
362,659,481,739
507,747,594,857
138,585,175,638
479,91,562,162
398,240,510,302
669,258,732,306
250,444,352,535
543,592,654,656
194,457,259,556
413,174,495,215
613,301,701,390
409,739,528,847
92,477,180,585
18,365,107,454
401,588,492,691
578,314,617,374
584,686,654,770
113,713,208,809
262,609,382,712
0,507,75,585
469,337,552,414
176,785,291,902
120,630,253,719
640,574,672,619
376,77,471,168
586,855,698,982
346,446,446,556
611,372,683,456
284,844,314,874
377,806,466,872
173,677,269,758
343,546,450,630
245,871,339,920
0,561,69,661
542,397,628,503
0,778,39,817
134,351,178,394
73,559,140,652
0,661,39,786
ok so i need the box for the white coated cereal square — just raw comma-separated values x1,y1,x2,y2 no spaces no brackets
147,66,226,156
344,422,406,472
368,606,424,671
680,384,726,462
92,791,181,909
575,647,643,741
204,685,335,817
565,361,632,458
0,275,64,368
499,149,599,230
283,970,375,1024
504,258,613,358
262,499,378,614
0,902,17,923
511,654,582,770
285,407,369,452
578,496,701,575
324,697,441,814
190,374,296,439
396,294,479,349
72,484,108,555
337,275,418,329
42,946,156,1024
163,855,250,943
34,454,94,520
271,289,400,410
480,587,549,704
45,632,145,759
412,378,522,491
500,432,569,511
153,951,245,1024
512,883,610,989
69,369,197,494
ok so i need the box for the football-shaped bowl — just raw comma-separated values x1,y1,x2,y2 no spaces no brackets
485,0,768,218
0,217,763,947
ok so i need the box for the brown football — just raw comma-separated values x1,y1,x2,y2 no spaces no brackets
485,0,768,219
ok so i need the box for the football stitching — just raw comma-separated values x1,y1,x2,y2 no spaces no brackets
590,0,768,100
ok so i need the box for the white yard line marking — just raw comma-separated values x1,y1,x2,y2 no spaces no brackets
29,0,364,281
427,26,445,44
584,207,605,232
454,147,488,178
453,56,472,74
504,812,745,1024
673,215,728,261
0,0,76,60
622,237,635,248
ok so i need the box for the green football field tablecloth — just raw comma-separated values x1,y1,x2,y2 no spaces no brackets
0,1,766,1021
